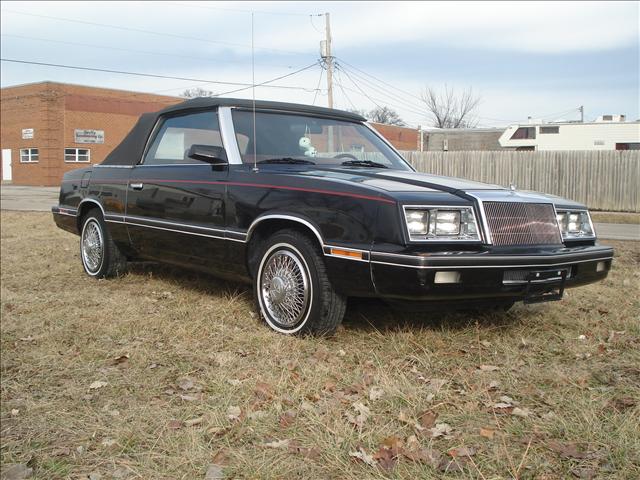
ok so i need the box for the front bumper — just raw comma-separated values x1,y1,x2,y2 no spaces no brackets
370,245,613,302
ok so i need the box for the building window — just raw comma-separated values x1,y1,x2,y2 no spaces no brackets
602,115,613,121
20,148,39,163
65,148,91,163
510,127,536,140
540,126,559,134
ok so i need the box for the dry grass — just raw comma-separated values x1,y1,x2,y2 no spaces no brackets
1,211,639,479
590,212,639,225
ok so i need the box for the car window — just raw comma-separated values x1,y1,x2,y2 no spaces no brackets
231,110,411,170
143,111,222,165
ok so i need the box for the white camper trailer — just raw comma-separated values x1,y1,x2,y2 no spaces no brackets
499,115,640,151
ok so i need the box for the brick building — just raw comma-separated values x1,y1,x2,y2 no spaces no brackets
0,82,180,186
0,82,422,186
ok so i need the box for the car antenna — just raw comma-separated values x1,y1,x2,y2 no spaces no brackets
251,12,258,173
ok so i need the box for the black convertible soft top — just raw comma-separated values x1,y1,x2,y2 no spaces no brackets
101,97,366,166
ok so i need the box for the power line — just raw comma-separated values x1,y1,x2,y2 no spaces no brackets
312,65,325,106
0,58,321,92
213,62,320,97
336,62,427,114
334,69,357,111
1,9,311,57
336,57,423,103
0,34,300,70
337,65,383,110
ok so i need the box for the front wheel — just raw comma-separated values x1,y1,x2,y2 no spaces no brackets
253,229,346,336
80,209,127,278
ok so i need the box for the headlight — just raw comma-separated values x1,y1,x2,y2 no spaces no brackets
556,210,595,239
404,206,480,241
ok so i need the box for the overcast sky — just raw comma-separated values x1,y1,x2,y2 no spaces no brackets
1,1,638,127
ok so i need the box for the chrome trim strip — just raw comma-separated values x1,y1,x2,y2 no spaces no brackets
246,214,324,246
94,165,134,169
464,192,492,245
370,249,612,262
219,107,243,165
124,221,245,242
124,214,233,235
78,199,105,217
371,256,613,270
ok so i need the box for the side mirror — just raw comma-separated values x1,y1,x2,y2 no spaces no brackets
187,145,228,165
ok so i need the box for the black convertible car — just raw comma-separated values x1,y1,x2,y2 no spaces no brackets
52,98,613,335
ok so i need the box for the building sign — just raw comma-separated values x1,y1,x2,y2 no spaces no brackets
22,128,34,139
74,129,105,144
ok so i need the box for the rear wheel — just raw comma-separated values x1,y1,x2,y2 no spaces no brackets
253,229,346,336
80,209,126,278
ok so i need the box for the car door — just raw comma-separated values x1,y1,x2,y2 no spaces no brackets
125,109,229,272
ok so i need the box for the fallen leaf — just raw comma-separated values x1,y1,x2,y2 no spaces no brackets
478,365,499,372
1,463,33,480
511,407,531,418
346,402,370,428
288,441,320,459
101,438,117,447
448,446,476,457
110,354,130,366
185,416,204,427
419,410,438,429
609,396,636,412
89,381,108,390
181,394,201,402
368,386,385,401
227,406,241,422
571,468,597,479
88,473,102,480
429,423,453,439
176,376,195,391
168,419,183,430
547,440,590,459
226,379,241,386
349,447,377,467
479,428,495,439
204,464,224,480
279,409,297,428
401,438,441,466
262,439,290,449
373,446,397,472
51,447,71,456
10,409,19,416
488,380,500,391
205,426,228,437
254,381,273,400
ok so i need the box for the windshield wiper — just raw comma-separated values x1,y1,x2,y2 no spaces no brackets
257,157,316,165
340,160,388,168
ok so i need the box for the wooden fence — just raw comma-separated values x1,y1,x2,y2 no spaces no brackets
399,150,640,212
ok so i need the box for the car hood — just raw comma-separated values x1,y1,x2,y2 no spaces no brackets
282,167,585,208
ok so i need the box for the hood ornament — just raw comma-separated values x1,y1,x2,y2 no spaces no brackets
509,182,517,192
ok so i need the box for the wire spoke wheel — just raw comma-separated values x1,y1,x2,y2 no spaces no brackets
260,248,310,328
81,219,104,273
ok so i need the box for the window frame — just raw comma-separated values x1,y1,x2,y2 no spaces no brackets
64,148,91,163
510,127,536,140
141,108,223,166
19,148,39,163
539,126,560,134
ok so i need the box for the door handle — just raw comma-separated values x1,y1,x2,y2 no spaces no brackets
130,183,144,190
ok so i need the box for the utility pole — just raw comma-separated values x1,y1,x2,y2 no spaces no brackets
324,12,333,109
579,105,584,122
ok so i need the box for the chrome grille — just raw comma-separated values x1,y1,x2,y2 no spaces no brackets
484,202,562,246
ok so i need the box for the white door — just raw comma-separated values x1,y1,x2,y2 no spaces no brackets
2,149,12,182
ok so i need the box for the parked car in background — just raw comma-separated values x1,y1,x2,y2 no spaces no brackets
52,98,613,335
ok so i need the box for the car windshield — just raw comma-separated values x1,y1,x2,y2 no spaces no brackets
231,110,412,170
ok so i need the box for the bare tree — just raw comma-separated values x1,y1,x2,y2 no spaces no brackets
181,87,216,98
367,106,406,126
421,86,481,128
